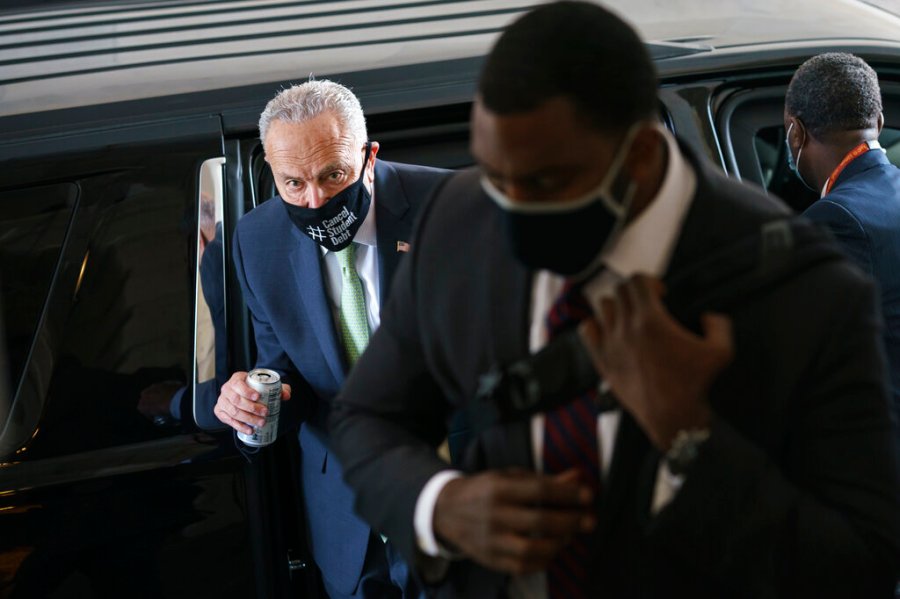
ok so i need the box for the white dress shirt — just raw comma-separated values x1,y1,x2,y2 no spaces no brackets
413,127,698,596
319,193,381,334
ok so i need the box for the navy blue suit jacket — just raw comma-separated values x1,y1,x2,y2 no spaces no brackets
232,159,449,594
804,149,900,417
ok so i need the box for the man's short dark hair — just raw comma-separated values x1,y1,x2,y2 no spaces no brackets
478,1,658,134
785,52,883,139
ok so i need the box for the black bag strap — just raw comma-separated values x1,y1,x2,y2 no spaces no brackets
466,217,843,435
665,218,842,329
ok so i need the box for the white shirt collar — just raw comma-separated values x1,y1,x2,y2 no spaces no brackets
354,188,378,247
600,126,696,279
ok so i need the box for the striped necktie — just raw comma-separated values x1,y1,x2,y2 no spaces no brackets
542,280,601,599
335,243,370,365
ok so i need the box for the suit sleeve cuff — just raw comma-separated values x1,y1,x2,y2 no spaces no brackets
169,386,187,421
414,470,464,558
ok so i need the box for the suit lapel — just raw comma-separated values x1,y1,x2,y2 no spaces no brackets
288,226,346,385
487,195,533,465
665,147,720,278
373,160,412,307
596,413,652,536
664,140,786,277
597,146,721,528
456,188,533,473
488,234,530,371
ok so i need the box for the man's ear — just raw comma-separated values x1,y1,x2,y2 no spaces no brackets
877,112,885,135
625,125,664,182
365,141,380,185
789,117,808,148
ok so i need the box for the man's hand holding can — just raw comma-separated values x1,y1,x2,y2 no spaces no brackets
215,370,291,446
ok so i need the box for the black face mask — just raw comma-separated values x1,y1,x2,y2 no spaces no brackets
283,143,372,251
480,129,637,276
495,197,623,276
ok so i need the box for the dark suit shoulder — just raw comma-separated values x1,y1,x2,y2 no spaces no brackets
665,147,792,270
680,138,790,223
384,159,451,178
235,196,288,235
697,155,791,230
817,165,900,220
232,198,299,276
382,160,451,203
410,168,493,259
709,166,789,219
420,167,487,218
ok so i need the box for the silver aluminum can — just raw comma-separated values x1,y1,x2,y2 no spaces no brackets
236,368,282,447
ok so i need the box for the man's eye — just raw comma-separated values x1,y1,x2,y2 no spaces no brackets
327,171,343,181
286,180,302,188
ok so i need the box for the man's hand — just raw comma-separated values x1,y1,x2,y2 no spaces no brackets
579,274,734,451
214,371,292,434
433,469,595,575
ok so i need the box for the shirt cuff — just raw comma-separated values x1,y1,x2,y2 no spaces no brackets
651,461,685,514
414,470,464,557
169,385,187,421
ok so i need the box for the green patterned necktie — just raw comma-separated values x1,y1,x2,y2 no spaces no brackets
335,243,370,365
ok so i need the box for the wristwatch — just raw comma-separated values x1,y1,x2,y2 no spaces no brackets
665,428,710,476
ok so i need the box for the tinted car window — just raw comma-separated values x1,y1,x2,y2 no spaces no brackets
37,170,193,458
0,183,77,396
2,132,220,460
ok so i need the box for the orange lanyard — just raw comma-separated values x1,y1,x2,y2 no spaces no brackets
824,141,874,195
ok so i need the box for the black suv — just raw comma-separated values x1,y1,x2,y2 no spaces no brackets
1,1,899,598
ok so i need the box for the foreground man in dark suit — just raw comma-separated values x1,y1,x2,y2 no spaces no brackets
213,80,448,598
330,2,900,597
785,52,900,420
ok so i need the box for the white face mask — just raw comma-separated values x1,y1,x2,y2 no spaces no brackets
481,121,641,216
785,121,815,192
479,122,644,276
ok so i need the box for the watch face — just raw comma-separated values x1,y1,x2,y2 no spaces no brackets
665,428,711,476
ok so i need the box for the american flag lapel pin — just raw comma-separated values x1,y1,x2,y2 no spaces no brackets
396,241,410,253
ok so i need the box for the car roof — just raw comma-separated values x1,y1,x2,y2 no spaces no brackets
622,0,899,49
0,0,540,119
2,0,899,130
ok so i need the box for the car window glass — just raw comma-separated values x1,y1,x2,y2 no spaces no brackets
754,125,900,213
0,184,77,398
14,154,202,460
882,127,900,166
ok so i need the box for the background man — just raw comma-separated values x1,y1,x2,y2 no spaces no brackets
213,80,448,598
330,2,900,597
785,52,900,418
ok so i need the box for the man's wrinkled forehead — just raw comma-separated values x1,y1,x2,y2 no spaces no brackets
264,116,356,161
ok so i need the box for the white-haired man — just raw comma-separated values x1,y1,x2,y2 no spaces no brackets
214,80,449,598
